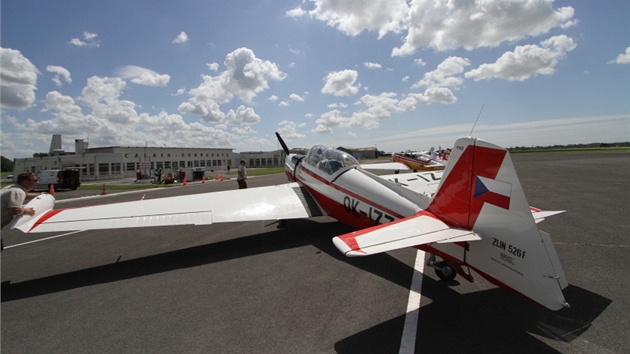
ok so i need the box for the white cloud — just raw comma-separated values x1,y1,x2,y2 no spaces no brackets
290,93,304,101
5,75,238,150
207,62,219,71
226,105,261,125
295,1,575,56
277,120,306,141
314,84,459,134
413,56,470,89
115,65,171,86
232,126,256,134
269,95,279,101
307,0,408,38
363,62,382,69
465,35,577,81
286,7,307,18
178,47,286,122
0,48,40,111
46,65,72,86
608,47,630,64
394,0,575,55
314,92,399,133
69,31,100,47
173,31,189,44
321,69,359,96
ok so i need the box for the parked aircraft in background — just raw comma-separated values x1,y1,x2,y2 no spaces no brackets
391,149,446,171
10,133,569,310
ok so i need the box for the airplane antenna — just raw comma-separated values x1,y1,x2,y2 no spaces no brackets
469,104,484,136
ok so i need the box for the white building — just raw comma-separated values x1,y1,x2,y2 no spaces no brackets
13,135,286,181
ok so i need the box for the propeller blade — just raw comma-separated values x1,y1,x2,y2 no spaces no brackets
275,132,290,155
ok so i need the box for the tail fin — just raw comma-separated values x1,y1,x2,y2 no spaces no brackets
428,137,517,230
428,137,569,310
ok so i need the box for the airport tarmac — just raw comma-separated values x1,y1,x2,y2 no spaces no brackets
2,152,629,353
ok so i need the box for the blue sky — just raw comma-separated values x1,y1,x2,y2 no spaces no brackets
1,0,628,159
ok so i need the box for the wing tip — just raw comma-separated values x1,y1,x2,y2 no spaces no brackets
332,237,367,257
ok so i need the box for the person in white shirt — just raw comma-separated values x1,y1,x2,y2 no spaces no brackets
236,160,247,189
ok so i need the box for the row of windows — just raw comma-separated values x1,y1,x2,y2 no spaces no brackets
30,157,282,177
126,160,227,171
248,157,279,167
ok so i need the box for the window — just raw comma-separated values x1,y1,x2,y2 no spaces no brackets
126,162,135,171
98,163,109,176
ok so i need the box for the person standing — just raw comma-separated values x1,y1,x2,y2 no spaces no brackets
1,172,40,251
237,160,247,189
155,167,162,183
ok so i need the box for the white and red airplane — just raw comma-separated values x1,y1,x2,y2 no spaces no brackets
9,134,569,310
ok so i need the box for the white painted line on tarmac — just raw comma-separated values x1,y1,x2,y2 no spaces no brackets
3,230,86,249
399,249,425,354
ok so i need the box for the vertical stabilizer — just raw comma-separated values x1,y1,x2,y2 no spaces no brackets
428,137,569,310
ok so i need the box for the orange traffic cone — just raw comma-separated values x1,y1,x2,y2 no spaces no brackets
48,183,55,194
182,179,187,186
201,176,206,184
101,184,108,195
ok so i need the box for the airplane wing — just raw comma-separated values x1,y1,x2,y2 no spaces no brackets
11,183,324,233
332,212,480,257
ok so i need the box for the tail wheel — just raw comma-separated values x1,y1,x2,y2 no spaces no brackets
435,261,457,281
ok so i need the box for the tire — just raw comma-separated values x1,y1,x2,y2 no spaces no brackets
435,261,457,281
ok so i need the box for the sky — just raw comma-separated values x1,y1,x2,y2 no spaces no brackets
1,0,628,160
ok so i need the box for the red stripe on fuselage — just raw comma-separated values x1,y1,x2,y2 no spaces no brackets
297,166,406,229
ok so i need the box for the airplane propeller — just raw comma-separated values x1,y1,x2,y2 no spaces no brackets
276,132,290,155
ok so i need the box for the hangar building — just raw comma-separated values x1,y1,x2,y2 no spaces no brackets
12,135,286,181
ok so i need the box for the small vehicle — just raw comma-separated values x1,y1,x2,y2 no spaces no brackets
35,169,81,191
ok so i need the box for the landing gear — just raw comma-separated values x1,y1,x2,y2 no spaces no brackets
434,261,456,281
426,254,457,281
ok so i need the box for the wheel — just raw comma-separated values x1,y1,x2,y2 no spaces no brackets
435,261,456,281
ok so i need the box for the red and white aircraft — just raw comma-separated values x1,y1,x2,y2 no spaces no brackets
10,134,569,310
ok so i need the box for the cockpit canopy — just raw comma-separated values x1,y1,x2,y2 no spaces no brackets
304,145,360,175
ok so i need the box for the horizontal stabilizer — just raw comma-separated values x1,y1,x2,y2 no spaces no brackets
531,209,566,223
332,212,480,257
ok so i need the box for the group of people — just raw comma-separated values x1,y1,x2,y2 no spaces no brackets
1,172,41,251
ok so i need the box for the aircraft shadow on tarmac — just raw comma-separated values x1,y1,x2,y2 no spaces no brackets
1,218,358,302
2,219,611,354
334,271,611,354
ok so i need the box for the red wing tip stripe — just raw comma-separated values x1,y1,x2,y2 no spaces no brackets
29,209,65,231
337,234,362,252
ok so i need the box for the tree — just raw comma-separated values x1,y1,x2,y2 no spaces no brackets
1,156,14,172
